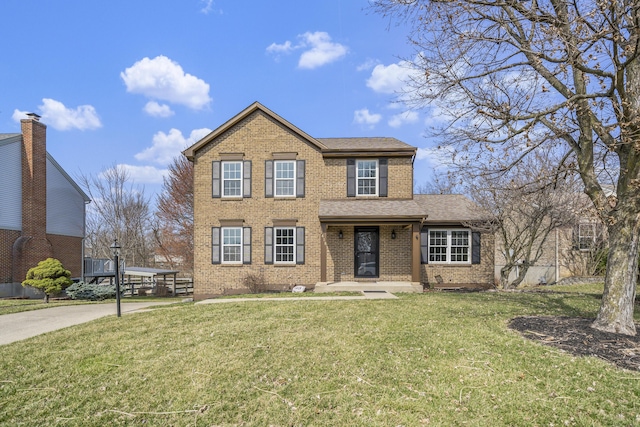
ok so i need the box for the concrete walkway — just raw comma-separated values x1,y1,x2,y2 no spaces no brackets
0,302,172,346
196,290,399,305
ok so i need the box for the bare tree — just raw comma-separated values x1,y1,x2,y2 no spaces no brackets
373,0,640,335
79,165,153,267
154,155,194,274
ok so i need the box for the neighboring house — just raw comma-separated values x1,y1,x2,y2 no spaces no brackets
494,207,607,286
183,102,494,298
0,115,90,297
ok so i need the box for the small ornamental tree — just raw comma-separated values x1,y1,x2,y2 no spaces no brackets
22,258,73,302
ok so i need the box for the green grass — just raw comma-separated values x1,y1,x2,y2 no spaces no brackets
1,292,639,426
0,296,186,315
219,291,362,299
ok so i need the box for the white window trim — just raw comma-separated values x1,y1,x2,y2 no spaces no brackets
428,229,471,265
274,160,296,198
222,161,243,198
274,227,296,264
356,159,379,197
578,223,596,251
222,227,243,264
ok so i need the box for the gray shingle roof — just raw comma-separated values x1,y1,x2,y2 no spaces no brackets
319,194,488,223
413,194,488,222
318,137,415,152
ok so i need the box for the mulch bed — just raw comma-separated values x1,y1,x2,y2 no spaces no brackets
508,316,640,371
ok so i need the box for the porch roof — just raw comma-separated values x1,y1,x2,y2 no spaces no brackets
319,199,426,223
413,194,489,222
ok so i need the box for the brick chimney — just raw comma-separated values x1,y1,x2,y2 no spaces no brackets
12,114,53,282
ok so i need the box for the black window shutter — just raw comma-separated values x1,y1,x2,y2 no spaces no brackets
211,227,221,264
296,160,305,198
243,160,252,198
265,160,273,198
347,158,356,197
379,158,388,197
264,227,273,264
296,227,305,265
420,228,429,264
243,227,251,264
472,231,481,264
212,161,221,198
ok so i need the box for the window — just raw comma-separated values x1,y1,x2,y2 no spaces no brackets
222,162,242,197
275,227,295,263
578,223,596,251
264,226,305,265
212,160,251,198
274,161,295,197
357,160,378,196
222,227,242,263
427,229,470,264
265,160,305,198
212,226,251,265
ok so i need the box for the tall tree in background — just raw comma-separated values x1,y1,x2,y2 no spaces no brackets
80,165,153,267
155,155,194,274
374,0,640,334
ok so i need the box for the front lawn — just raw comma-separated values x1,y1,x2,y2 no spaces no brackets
1,291,639,426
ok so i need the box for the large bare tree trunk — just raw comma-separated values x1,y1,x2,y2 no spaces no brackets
592,203,640,335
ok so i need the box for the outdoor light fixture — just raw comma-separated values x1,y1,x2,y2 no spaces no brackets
338,230,343,239
391,230,396,239
110,239,122,317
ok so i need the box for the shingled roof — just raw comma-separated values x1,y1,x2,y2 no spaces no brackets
319,194,488,224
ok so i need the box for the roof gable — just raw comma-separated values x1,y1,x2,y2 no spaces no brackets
183,102,326,160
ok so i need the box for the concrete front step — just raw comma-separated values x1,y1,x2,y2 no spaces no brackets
314,281,423,293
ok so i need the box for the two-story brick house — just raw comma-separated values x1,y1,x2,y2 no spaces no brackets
0,115,90,297
184,102,494,298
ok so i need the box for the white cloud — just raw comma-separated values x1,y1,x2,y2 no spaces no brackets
143,101,174,118
367,60,415,94
135,127,212,165
388,111,419,128
109,164,168,184
200,0,213,14
353,108,382,128
357,59,378,72
266,31,348,69
266,41,294,55
298,32,348,69
120,55,211,110
13,98,102,131
12,109,29,122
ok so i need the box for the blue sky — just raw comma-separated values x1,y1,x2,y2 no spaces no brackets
1,0,442,200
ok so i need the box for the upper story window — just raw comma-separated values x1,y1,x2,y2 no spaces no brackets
578,223,598,251
421,228,480,265
347,158,388,198
212,160,251,198
275,161,295,197
222,162,242,197
265,159,305,198
357,160,378,196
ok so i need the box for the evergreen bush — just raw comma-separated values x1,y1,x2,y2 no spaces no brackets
65,281,118,301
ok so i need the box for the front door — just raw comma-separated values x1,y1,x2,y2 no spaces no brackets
354,227,379,278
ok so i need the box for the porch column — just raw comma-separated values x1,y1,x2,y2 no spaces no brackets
411,223,420,282
320,223,327,282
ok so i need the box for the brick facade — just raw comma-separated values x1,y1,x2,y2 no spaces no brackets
186,102,495,298
0,116,87,295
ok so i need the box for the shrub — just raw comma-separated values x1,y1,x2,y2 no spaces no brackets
65,281,118,301
243,270,267,294
22,258,73,302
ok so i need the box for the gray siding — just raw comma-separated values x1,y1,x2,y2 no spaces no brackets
46,158,86,237
0,139,22,230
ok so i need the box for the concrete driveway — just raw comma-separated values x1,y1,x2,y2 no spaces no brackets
0,302,171,346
